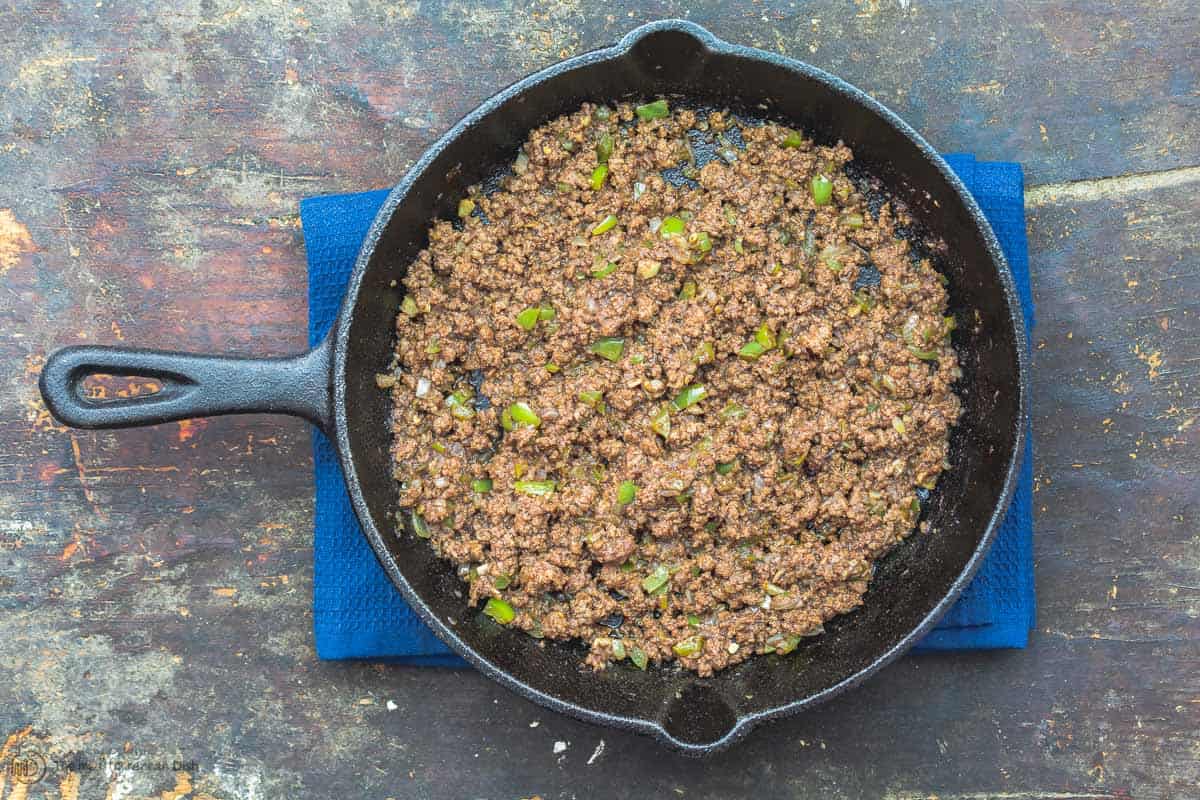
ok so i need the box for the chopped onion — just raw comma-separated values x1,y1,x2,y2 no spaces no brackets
415,377,431,397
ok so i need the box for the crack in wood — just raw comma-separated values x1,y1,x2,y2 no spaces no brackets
1026,164,1200,206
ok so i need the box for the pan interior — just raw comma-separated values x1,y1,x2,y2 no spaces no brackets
337,26,1022,746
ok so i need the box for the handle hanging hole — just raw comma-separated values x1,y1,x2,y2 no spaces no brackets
80,373,166,402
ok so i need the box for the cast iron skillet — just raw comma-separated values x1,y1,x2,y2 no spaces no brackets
39,20,1028,754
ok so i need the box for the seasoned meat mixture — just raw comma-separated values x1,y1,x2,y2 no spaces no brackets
384,100,961,675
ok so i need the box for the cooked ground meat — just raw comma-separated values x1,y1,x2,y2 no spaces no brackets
385,101,962,676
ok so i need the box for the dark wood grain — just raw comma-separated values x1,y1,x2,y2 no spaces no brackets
0,2,1197,798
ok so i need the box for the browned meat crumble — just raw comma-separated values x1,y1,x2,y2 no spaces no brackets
384,101,961,675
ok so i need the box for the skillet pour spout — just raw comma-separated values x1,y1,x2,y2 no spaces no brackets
39,19,1028,754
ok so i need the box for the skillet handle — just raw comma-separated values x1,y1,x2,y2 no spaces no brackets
39,337,332,432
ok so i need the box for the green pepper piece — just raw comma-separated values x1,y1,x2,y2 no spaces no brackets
514,479,556,496
591,214,619,235
811,174,833,206
595,132,614,164
641,564,670,594
506,401,541,428
617,479,637,506
516,307,540,330
852,290,875,316
483,597,515,624
766,633,802,655
672,383,708,411
738,340,766,360
578,389,605,410
629,646,648,670
672,635,705,658
650,404,671,439
471,478,493,493
590,164,609,191
689,231,712,255
820,244,844,274
610,638,626,660
588,337,625,362
590,260,618,279
754,322,777,350
659,215,686,237
720,402,748,420
635,99,669,120
446,389,476,420
907,345,940,362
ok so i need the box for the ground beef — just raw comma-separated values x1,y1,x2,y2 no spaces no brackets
384,101,962,676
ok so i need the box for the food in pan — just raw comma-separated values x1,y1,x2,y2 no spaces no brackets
381,100,961,675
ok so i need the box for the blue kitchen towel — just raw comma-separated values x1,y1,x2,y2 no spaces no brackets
301,154,1035,662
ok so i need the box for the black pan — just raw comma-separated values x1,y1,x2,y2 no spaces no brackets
39,20,1028,755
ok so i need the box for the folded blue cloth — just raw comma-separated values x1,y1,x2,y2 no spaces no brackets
301,153,1034,662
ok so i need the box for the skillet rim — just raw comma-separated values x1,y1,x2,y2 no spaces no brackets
330,18,1031,754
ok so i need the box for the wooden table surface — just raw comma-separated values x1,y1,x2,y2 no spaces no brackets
1,2,1197,798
